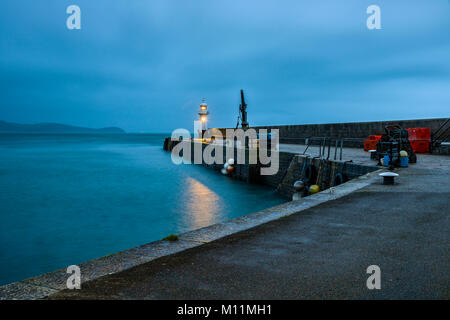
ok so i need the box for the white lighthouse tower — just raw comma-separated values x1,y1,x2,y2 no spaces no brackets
198,99,209,136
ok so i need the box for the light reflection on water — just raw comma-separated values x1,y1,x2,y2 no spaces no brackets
182,177,222,230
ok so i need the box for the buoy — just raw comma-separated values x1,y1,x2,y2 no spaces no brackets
400,150,408,157
293,180,305,192
227,158,235,165
226,165,235,173
383,155,390,167
309,184,320,194
224,163,230,169
221,168,228,175
379,172,399,185
400,156,409,167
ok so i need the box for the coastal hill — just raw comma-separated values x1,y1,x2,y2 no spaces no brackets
0,120,125,134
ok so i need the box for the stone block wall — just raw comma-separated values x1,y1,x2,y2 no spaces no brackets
276,155,378,199
215,118,449,149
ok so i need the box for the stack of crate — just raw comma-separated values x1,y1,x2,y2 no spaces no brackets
363,135,382,152
407,128,431,153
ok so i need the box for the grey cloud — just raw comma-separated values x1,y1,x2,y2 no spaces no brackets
0,0,448,132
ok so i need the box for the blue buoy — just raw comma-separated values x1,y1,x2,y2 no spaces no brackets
400,156,409,167
383,155,390,167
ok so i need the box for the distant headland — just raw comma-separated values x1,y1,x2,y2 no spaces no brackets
0,120,125,134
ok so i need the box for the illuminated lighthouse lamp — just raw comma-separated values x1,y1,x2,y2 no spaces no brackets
199,101,209,122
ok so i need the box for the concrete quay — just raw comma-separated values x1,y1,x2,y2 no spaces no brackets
45,153,449,300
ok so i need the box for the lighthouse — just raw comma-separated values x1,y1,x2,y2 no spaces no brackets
198,99,209,136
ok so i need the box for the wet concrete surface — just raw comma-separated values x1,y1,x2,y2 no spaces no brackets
49,165,449,299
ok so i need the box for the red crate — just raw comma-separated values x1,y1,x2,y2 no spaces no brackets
407,128,431,140
417,128,431,140
369,135,382,141
364,139,378,152
410,140,430,153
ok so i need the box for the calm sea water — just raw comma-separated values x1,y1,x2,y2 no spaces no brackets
0,134,284,286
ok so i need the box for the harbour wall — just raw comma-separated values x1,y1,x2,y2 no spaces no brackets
216,117,449,148
164,139,377,198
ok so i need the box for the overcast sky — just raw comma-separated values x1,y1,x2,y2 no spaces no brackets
0,0,449,132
